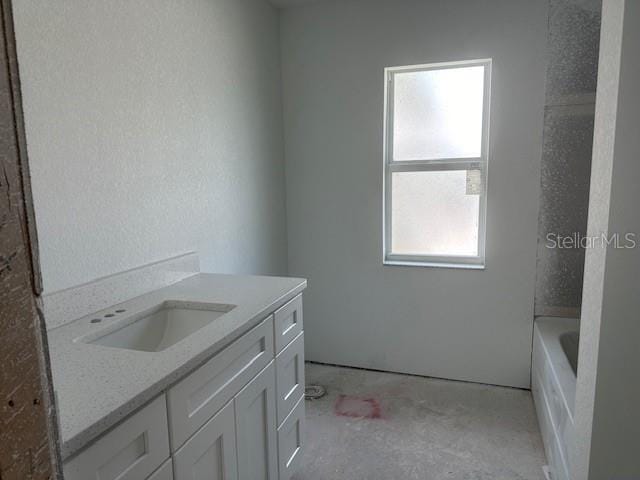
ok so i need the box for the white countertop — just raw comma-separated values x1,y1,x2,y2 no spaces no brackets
48,273,306,460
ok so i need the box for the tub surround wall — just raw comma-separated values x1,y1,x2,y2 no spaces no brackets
12,0,288,293
281,0,548,388
534,0,601,317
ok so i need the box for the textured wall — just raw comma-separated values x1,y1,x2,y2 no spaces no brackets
281,0,548,388
534,0,601,317
573,1,640,476
12,0,288,293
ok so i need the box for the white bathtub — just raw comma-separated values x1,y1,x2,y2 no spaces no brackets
532,317,579,480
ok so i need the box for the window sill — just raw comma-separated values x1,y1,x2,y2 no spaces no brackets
383,259,485,270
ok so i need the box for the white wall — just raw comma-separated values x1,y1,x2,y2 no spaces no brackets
573,1,640,477
281,0,548,388
13,0,287,293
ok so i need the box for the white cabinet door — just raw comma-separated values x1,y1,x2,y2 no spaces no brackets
275,332,305,426
234,362,278,480
64,395,170,480
173,402,238,480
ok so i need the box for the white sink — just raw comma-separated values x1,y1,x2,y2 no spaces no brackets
83,301,236,352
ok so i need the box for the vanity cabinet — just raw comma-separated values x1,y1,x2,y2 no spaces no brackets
63,294,304,480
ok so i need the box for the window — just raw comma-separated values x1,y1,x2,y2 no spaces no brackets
383,59,491,268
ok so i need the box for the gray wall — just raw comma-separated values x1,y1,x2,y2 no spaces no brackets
281,0,548,388
573,1,640,477
13,0,287,293
534,0,601,317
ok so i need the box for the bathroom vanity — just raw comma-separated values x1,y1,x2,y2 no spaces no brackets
48,273,306,480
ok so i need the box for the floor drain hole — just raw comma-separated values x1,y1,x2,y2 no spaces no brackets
305,385,326,400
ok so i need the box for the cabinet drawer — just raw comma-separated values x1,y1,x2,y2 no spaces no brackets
168,317,274,450
276,332,305,425
173,402,238,480
274,295,303,353
148,459,173,480
277,396,305,480
64,395,170,480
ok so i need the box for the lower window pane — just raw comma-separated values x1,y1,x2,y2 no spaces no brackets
390,170,480,257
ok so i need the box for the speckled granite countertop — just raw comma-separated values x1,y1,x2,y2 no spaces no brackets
48,273,306,460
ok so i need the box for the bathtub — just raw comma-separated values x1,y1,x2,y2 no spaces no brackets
532,317,579,480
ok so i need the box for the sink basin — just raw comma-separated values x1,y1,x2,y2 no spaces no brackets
83,301,236,352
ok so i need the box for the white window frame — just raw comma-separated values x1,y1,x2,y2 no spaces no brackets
383,58,491,269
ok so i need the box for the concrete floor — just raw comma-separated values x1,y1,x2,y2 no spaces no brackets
293,363,546,480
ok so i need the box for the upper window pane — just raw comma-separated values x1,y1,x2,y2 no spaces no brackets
392,65,485,161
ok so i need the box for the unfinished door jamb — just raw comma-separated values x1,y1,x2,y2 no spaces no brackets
0,0,61,478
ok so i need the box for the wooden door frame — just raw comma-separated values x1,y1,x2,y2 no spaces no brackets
0,0,61,477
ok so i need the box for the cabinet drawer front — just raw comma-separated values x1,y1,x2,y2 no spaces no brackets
173,402,238,480
276,332,305,425
148,459,173,480
274,295,303,353
235,362,278,480
277,396,305,480
168,317,274,450
64,395,169,480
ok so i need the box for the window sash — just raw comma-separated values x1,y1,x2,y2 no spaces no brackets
383,59,491,268
389,159,481,172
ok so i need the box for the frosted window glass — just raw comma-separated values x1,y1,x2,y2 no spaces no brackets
391,171,480,256
393,66,484,160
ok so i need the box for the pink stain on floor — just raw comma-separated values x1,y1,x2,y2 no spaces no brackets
334,395,383,419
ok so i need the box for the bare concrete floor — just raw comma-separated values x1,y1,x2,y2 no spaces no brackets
293,363,546,480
